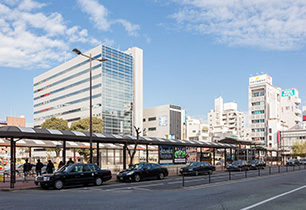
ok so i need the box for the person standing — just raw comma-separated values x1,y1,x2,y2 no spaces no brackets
67,158,74,165
35,159,43,176
46,160,54,174
23,159,32,183
58,161,64,170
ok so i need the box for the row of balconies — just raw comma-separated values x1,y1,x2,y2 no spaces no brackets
250,114,265,120
250,123,265,128
251,96,265,102
251,132,265,137
250,105,265,111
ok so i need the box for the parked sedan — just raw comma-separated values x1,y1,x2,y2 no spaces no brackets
35,163,112,190
117,162,168,182
248,160,266,170
227,160,250,171
286,159,300,166
180,161,216,176
299,159,306,165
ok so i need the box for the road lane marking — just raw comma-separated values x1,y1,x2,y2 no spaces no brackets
240,184,306,210
104,183,164,191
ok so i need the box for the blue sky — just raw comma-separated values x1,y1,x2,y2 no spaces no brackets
1,0,306,126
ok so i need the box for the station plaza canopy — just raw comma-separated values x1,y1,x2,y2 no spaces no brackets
0,126,242,149
0,126,266,188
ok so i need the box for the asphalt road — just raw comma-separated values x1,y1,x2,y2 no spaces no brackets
1,167,306,210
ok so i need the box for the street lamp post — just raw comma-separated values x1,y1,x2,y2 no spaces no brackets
72,48,107,163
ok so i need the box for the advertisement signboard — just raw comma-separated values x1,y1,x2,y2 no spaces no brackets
249,74,272,86
282,89,295,97
186,147,197,163
174,146,187,164
159,145,173,165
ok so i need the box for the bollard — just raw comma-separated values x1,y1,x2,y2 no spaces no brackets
229,170,231,180
269,167,271,175
278,166,280,173
245,170,247,178
209,173,211,183
293,165,295,171
299,165,301,170
286,165,288,172
258,168,261,176
177,167,178,175
182,172,185,187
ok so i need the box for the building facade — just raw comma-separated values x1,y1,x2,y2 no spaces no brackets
186,118,210,141
33,45,143,136
249,74,302,149
280,88,302,129
143,105,182,139
208,97,245,139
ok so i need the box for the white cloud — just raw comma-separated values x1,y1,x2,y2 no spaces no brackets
0,0,103,69
169,0,306,50
77,0,140,36
18,0,45,11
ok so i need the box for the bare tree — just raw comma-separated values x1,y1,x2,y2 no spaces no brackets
126,126,141,167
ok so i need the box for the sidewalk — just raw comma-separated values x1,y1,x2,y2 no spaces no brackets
0,180,39,191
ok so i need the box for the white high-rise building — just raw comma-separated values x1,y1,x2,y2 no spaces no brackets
249,74,280,148
208,97,245,139
33,45,143,136
248,74,302,149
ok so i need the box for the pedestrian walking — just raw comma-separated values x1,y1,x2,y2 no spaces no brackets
67,158,74,165
23,159,32,183
46,160,54,174
58,161,64,170
35,159,43,176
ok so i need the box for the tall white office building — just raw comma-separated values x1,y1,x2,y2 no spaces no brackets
33,45,143,136
248,74,301,149
208,97,245,139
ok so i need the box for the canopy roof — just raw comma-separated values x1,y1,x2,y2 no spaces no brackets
218,138,265,146
0,126,237,148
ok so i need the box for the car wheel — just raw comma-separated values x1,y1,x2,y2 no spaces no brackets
53,180,63,190
95,177,103,186
195,171,199,176
133,174,141,182
158,172,165,180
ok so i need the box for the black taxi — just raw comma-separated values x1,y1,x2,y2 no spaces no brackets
35,163,112,190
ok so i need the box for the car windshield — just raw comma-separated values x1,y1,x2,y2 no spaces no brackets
189,162,200,167
129,164,144,170
56,165,68,173
232,161,242,165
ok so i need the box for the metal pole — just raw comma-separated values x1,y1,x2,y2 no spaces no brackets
213,148,215,165
97,142,100,166
13,140,16,184
146,144,149,162
10,138,14,189
229,171,231,180
89,54,93,164
182,172,185,187
123,144,127,169
29,147,31,163
224,148,226,169
62,140,66,164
